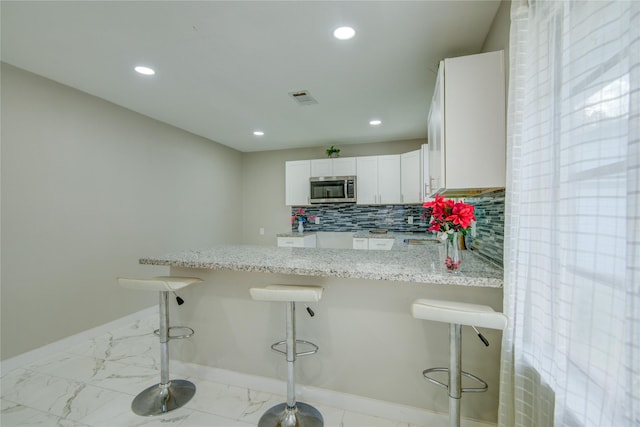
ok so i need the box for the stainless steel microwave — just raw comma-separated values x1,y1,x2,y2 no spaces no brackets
309,176,356,204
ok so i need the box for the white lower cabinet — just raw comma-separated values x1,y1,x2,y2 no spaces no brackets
277,234,317,248
352,238,369,250
367,238,395,250
352,237,394,250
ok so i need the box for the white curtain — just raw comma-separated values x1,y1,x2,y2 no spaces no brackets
499,0,639,426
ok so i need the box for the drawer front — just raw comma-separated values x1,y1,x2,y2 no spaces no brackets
277,237,305,248
368,239,394,250
352,238,369,250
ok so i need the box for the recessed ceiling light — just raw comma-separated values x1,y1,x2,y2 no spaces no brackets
333,26,355,40
253,131,265,136
134,66,155,76
369,119,382,126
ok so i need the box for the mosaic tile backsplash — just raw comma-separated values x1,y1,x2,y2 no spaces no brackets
463,189,505,266
291,204,430,233
291,189,505,266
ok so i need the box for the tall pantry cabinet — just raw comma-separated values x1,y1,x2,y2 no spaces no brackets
427,50,506,196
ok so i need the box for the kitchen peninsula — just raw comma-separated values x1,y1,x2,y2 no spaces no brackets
139,244,504,424
140,244,503,287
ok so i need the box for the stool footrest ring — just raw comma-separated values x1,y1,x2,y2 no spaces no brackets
271,339,319,357
422,367,488,393
154,326,195,340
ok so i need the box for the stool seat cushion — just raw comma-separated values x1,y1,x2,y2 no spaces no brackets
118,276,203,292
411,298,507,330
250,285,323,302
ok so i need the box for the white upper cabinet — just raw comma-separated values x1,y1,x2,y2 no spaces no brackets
310,159,332,177
332,157,357,176
310,157,356,177
285,160,311,206
356,155,401,205
356,156,378,204
377,155,402,204
420,144,430,202
285,153,422,206
401,149,421,204
428,50,506,197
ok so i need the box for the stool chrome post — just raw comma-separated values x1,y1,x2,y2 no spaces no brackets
118,276,201,417
159,291,170,386
449,323,462,427
286,301,297,409
249,284,324,427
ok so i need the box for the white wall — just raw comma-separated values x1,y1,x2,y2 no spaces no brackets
1,63,243,360
482,0,511,87
240,139,425,245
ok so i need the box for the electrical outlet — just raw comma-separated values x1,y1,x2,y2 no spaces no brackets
259,227,265,235
315,217,320,225
407,216,414,224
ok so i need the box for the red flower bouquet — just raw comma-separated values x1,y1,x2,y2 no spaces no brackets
423,194,476,236
422,194,476,271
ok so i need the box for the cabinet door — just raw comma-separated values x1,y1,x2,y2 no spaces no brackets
420,144,430,201
428,62,445,196
356,156,378,205
401,149,421,204
332,157,357,176
310,159,332,177
285,160,310,206
377,155,401,204
444,51,505,190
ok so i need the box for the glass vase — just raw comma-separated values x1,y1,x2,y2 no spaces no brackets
445,232,462,272
298,220,304,234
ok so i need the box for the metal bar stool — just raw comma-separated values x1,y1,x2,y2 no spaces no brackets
411,298,507,427
117,276,203,416
250,284,324,427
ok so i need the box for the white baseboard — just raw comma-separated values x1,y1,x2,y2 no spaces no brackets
0,306,157,376
172,360,496,427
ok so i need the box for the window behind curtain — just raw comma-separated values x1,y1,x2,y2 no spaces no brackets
502,1,639,425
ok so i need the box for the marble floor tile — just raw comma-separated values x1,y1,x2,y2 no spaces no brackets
342,410,414,427
1,400,88,427
1,313,434,427
176,410,255,427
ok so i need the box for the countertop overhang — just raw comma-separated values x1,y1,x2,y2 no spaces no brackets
140,245,503,288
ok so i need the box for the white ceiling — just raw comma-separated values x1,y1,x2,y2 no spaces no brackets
1,1,501,153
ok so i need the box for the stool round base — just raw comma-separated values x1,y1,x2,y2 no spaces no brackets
258,402,323,427
131,379,196,416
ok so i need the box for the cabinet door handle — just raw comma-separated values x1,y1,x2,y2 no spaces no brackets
428,177,436,194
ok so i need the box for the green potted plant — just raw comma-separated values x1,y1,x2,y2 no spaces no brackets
326,145,341,158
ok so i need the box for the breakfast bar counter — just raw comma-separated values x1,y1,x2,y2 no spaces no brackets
139,244,504,424
139,244,503,288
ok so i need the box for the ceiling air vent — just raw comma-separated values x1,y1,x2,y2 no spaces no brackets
289,90,318,106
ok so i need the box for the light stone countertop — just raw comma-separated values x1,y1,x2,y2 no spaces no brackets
140,244,503,288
